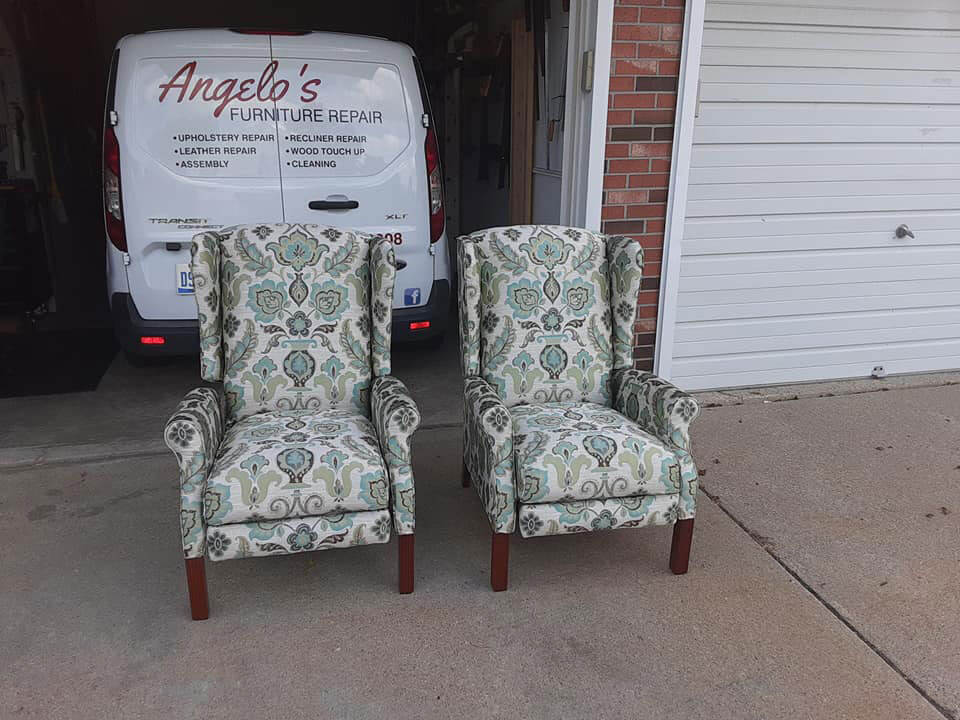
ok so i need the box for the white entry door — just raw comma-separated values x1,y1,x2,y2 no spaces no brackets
662,0,960,390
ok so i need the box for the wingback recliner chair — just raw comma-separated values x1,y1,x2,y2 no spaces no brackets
164,224,420,619
458,225,701,590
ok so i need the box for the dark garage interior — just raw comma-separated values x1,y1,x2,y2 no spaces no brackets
0,0,571,396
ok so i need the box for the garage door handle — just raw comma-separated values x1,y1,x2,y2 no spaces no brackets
309,199,359,211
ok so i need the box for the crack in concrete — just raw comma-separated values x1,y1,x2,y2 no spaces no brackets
702,486,956,720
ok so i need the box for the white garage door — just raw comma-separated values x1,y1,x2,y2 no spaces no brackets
667,0,960,390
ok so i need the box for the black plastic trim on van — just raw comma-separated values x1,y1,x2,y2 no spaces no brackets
111,292,199,356
392,279,450,342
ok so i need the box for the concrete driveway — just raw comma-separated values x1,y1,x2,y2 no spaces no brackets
0,337,957,719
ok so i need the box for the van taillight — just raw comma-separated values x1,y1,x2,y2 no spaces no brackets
103,126,126,252
425,126,444,244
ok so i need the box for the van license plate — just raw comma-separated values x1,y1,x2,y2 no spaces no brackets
176,264,194,295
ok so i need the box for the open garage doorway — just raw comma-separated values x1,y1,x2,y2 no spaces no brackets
0,0,609,396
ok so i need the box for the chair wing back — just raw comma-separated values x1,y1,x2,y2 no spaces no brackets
458,225,643,408
191,223,395,422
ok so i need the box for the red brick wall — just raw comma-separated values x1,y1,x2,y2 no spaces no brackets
601,0,684,371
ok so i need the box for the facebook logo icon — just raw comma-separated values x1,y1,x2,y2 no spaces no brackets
403,288,421,306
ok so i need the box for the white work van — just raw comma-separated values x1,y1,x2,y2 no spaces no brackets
103,28,450,358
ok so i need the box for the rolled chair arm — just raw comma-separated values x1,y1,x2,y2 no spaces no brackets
463,376,516,533
371,375,421,535
164,387,225,558
614,369,701,520
614,369,700,450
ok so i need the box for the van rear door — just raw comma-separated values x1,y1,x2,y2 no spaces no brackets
269,34,432,313
118,31,283,320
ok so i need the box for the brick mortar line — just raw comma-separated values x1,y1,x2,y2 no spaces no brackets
701,486,956,720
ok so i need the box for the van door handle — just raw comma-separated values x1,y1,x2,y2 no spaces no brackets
308,199,359,211
395,259,407,270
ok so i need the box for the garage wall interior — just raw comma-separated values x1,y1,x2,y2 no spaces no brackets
600,0,685,372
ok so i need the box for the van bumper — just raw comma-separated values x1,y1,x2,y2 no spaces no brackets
111,293,200,356
392,279,450,342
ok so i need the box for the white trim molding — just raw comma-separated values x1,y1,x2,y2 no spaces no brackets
560,0,614,231
653,0,706,379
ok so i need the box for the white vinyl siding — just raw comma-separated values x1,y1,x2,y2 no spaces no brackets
670,0,960,390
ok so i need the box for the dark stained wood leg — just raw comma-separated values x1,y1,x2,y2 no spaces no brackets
461,462,471,487
185,557,209,620
398,533,415,594
490,532,510,591
670,518,695,575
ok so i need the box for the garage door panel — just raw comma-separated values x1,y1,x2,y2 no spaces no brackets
684,212,960,240
679,277,960,307
690,163,960,184
687,192,960,218
700,83,960,104
677,291,960,322
704,27,960,55
688,179,960,202
676,323,960,358
701,65,960,89
706,4,960,30
676,307,960,342
692,143,960,167
702,47,960,72
695,126,960,145
680,262,960,291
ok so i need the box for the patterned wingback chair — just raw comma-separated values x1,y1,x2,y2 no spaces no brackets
457,225,701,590
164,224,420,619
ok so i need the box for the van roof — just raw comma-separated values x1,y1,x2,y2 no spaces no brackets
116,28,415,59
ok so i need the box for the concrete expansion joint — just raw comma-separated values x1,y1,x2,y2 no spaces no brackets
701,486,957,720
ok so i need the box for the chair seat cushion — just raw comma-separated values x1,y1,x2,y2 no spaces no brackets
512,402,681,503
204,409,389,526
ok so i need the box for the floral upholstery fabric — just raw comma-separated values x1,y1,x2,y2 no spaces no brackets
517,494,679,538
166,223,418,561
191,223,395,422
463,376,516,533
165,387,226,559
614,368,700,520
203,409,389,526
458,225,700,537
512,402,681,503
206,509,391,561
371,375,420,534
459,225,613,407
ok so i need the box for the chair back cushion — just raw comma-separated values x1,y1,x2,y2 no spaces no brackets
458,225,616,407
192,223,395,422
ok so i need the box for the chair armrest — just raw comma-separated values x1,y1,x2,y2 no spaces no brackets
371,375,421,534
463,376,516,533
164,387,225,558
614,369,700,450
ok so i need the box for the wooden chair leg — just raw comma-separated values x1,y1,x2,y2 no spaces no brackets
670,518,695,575
461,462,471,487
398,533,415,594
490,532,510,591
184,557,209,620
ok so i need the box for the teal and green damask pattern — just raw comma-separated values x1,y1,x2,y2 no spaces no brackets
203,409,389,526
206,508,392,561
516,494,679,538
463,376,516,533
371,375,420,534
614,368,701,520
512,402,681,503
164,387,225,558
459,225,613,407
458,225,700,538
191,224,395,422
166,223,418,562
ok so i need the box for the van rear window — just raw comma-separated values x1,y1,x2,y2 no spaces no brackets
134,56,410,179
